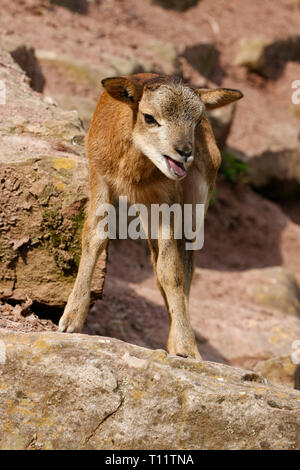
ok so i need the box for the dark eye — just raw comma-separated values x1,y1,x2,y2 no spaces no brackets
144,114,159,125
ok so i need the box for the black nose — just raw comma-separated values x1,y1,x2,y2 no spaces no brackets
175,144,193,160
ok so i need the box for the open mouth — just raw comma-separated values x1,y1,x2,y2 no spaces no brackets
164,155,187,178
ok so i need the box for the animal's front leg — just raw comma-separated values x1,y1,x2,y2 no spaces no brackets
59,180,111,333
155,237,201,360
58,212,108,333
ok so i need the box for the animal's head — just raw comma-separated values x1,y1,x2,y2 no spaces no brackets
102,74,243,181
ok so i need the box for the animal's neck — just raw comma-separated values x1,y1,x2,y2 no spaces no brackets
113,147,171,204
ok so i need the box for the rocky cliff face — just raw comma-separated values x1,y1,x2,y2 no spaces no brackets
0,47,106,309
0,328,299,450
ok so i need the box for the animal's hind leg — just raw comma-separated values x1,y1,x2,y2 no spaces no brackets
58,179,110,333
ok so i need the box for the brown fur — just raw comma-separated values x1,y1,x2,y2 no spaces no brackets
58,73,242,360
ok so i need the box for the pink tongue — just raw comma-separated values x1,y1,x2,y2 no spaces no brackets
166,157,186,176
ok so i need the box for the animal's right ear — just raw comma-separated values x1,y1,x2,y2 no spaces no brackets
101,77,143,105
195,87,243,110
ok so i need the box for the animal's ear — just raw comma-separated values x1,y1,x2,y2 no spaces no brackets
195,88,243,110
101,76,143,105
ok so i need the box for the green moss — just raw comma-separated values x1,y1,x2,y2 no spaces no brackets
39,183,60,206
41,205,85,274
69,211,85,266
267,400,282,409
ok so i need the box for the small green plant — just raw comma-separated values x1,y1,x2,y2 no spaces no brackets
220,152,249,183
209,188,217,207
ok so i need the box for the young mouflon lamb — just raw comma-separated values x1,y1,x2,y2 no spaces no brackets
58,73,243,360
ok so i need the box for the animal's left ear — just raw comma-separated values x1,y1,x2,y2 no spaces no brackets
101,76,143,105
195,88,243,110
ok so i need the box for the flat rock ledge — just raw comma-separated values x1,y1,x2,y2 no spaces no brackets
0,328,299,450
